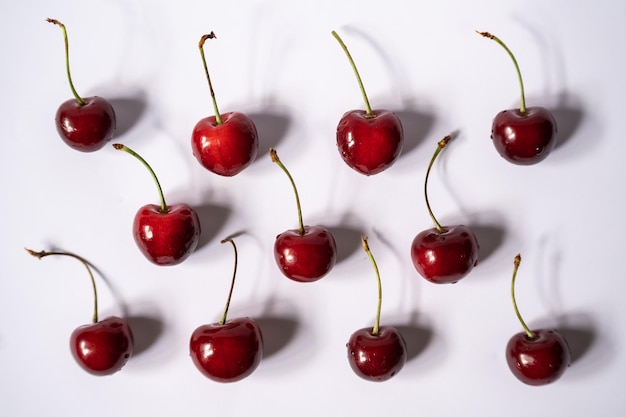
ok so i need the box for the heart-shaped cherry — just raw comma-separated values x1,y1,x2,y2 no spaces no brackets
114,144,201,265
410,136,479,284
347,235,407,381
191,32,259,176
270,148,337,282
505,254,571,385
332,30,403,175
477,31,557,165
190,238,264,382
47,19,116,152
25,248,133,375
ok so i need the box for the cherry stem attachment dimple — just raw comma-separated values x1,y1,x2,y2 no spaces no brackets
361,235,382,337
46,18,86,106
331,30,373,117
476,31,526,114
424,135,451,234
270,148,305,235
199,32,223,125
219,238,238,326
25,248,99,323
511,254,536,339
113,144,168,213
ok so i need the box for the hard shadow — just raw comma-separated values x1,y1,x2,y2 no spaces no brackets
248,111,291,163
469,223,507,264
194,203,232,250
109,92,148,138
125,315,165,357
392,323,434,362
394,109,436,158
550,92,585,151
255,315,300,359
557,324,596,365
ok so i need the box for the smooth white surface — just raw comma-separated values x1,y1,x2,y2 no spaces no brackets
1,0,625,415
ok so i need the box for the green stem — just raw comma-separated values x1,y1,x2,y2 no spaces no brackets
219,238,238,325
113,144,168,213
199,32,223,125
424,136,451,234
511,254,536,339
331,30,373,117
361,235,382,336
270,148,305,235
477,31,526,113
26,248,99,323
47,18,86,106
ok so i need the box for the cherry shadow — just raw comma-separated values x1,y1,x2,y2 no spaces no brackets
469,223,507,264
194,203,232,250
549,92,585,151
394,109,436,158
393,322,434,362
248,110,291,163
255,315,300,359
125,315,165,357
327,224,363,264
557,324,596,365
109,92,148,138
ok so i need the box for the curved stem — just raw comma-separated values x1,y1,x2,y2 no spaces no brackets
424,136,451,233
270,148,305,235
511,254,536,339
199,32,223,125
25,248,99,323
476,31,526,113
113,144,168,213
219,238,238,325
331,30,373,117
361,235,382,336
46,18,86,106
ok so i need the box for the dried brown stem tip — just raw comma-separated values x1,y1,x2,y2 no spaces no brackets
25,248,45,259
269,148,279,163
514,253,522,267
438,135,452,148
476,30,494,39
199,31,217,48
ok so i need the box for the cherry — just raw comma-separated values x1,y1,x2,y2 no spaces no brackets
347,236,407,381
114,144,201,266
332,30,403,175
191,32,259,176
477,31,557,165
25,249,133,375
505,254,571,385
47,19,116,152
190,238,263,382
410,136,479,284
270,148,337,282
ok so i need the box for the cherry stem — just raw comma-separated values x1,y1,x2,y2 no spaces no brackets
331,30,373,117
113,144,168,213
424,135,451,234
270,148,305,235
46,18,86,106
25,248,99,323
476,31,526,114
361,235,382,336
511,254,536,339
199,32,223,125
218,238,238,326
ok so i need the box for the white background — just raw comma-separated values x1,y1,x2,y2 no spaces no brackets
2,0,625,415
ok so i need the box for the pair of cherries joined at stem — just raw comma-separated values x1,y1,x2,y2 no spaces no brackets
190,238,264,382
506,254,571,385
114,144,201,266
48,18,116,152
477,31,557,165
25,248,133,375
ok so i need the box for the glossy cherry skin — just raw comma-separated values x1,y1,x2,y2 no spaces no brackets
491,106,557,165
274,225,337,282
133,203,201,266
190,317,264,383
411,225,479,284
336,109,403,175
70,316,133,376
347,326,407,382
191,112,258,176
506,328,571,386
55,96,116,152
